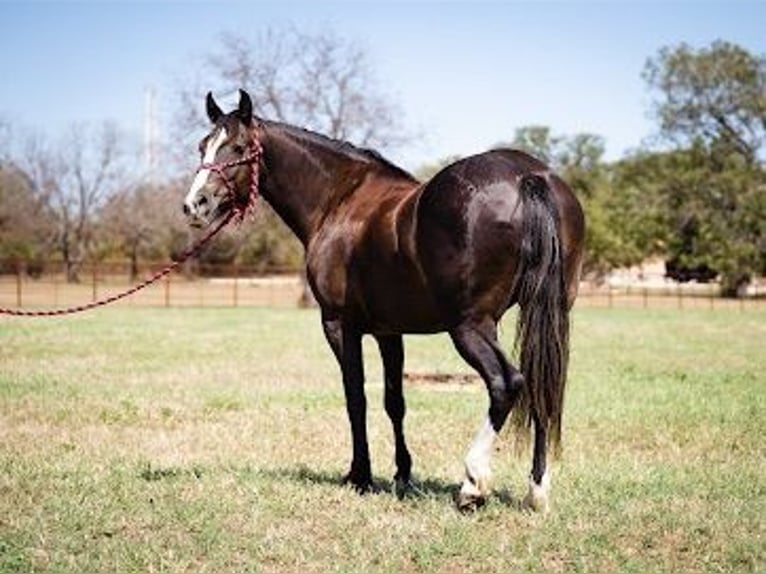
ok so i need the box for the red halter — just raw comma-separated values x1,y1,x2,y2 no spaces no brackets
196,135,263,223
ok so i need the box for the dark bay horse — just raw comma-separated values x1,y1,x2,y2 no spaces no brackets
183,90,585,512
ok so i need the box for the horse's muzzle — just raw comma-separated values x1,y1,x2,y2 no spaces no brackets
183,202,206,228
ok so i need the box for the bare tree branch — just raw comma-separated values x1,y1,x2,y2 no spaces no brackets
176,26,410,152
18,123,129,281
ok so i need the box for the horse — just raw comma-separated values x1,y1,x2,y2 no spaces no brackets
183,90,585,512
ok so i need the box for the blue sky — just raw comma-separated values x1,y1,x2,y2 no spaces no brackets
1,1,764,171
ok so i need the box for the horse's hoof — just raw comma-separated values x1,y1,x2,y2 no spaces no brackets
522,491,549,513
522,472,551,514
457,473,490,512
342,471,376,494
456,491,486,513
393,475,421,499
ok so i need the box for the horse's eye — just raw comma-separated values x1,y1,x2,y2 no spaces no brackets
232,144,245,155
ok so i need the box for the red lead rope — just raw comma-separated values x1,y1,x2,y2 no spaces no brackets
1,138,263,318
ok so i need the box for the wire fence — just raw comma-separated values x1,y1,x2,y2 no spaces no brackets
1,260,764,313
575,281,763,311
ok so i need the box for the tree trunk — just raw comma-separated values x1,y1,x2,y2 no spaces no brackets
720,274,750,298
129,242,139,283
65,258,81,283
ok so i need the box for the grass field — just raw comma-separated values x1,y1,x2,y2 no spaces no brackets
1,306,764,573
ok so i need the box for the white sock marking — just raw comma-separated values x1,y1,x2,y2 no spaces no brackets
460,416,497,497
524,470,552,513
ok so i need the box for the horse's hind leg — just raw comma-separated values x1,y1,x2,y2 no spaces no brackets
375,335,413,492
449,319,523,511
524,413,552,512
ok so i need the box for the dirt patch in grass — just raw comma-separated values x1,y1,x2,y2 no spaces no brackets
404,372,480,387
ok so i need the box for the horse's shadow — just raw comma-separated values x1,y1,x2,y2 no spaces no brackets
259,465,522,510
138,462,521,510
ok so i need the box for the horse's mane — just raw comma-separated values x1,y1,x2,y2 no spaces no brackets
265,121,418,183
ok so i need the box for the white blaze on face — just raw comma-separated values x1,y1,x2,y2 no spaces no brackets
184,128,228,215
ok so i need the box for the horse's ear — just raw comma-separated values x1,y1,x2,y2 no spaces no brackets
237,89,253,126
206,92,224,124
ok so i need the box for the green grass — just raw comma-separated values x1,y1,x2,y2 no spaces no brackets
1,307,764,573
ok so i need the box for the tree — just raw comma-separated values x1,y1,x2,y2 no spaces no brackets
503,126,607,195
616,145,765,295
99,181,184,281
178,27,408,152
504,126,559,166
644,40,766,164
0,161,55,273
641,41,766,295
22,122,129,282
0,118,13,161
605,151,681,274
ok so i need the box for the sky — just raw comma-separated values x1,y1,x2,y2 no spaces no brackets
1,0,764,172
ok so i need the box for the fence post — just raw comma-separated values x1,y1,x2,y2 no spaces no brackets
164,272,171,308
15,265,22,308
53,268,59,307
91,263,98,302
232,264,239,308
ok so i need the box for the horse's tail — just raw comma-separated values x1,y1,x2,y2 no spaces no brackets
512,173,570,452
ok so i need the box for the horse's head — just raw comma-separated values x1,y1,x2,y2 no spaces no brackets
183,90,262,228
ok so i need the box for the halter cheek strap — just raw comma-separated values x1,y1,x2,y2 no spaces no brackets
196,136,264,223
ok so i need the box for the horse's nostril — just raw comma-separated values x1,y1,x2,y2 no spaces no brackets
183,203,191,216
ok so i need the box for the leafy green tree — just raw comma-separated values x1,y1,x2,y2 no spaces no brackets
503,126,607,197
505,125,559,165
618,145,764,295
644,40,765,164
642,41,766,295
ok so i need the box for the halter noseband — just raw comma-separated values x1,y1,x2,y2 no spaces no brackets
196,135,264,223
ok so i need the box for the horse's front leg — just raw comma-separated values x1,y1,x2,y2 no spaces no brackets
375,334,413,492
322,318,373,492
449,318,523,511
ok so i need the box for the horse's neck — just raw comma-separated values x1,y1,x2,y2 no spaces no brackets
259,126,373,246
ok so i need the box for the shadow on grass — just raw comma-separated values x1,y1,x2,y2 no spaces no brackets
259,465,522,510
138,463,204,482
136,462,521,510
